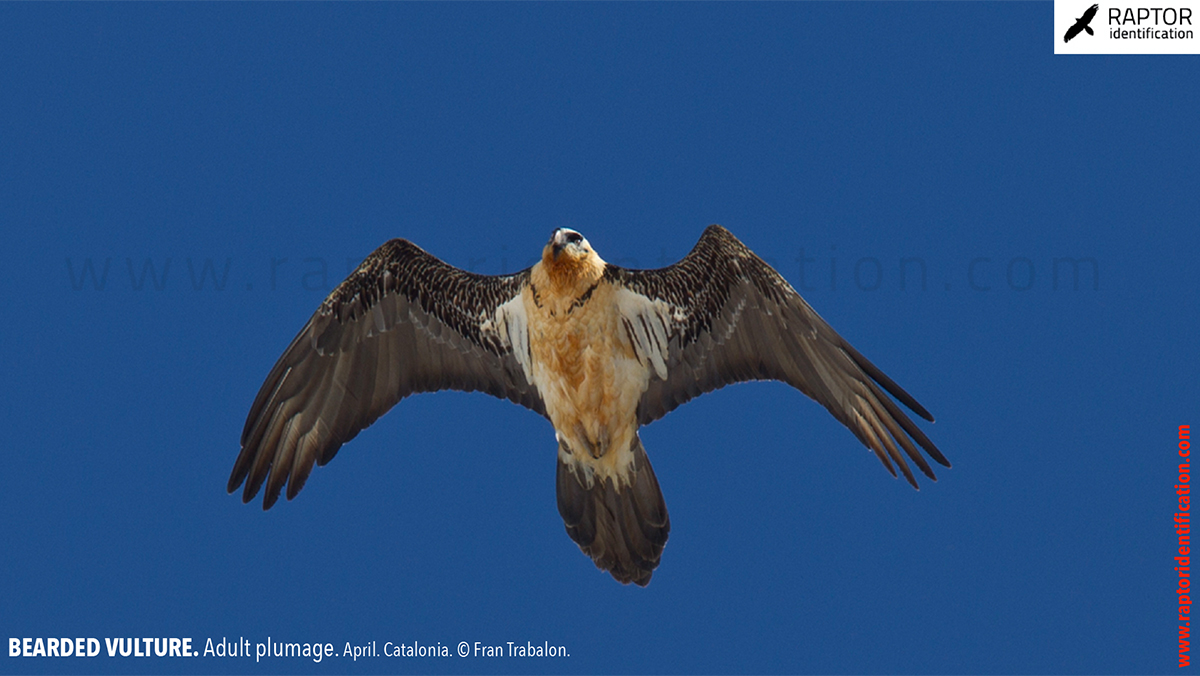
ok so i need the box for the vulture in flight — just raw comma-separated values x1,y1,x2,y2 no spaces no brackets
229,225,948,586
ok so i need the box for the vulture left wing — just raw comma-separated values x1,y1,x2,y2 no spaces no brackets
230,239,541,509
606,225,948,487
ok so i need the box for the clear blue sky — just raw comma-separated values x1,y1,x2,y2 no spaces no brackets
1,3,1196,674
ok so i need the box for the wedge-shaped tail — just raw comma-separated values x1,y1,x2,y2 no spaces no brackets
556,435,670,586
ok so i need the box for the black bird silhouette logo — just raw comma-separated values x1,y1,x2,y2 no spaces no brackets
1064,4,1100,42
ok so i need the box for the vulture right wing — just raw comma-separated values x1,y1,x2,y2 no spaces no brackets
229,239,543,510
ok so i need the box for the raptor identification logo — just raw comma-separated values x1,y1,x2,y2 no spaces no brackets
1055,0,1199,52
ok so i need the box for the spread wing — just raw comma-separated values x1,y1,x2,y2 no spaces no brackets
1082,4,1098,22
229,239,542,509
1064,21,1084,41
606,225,948,488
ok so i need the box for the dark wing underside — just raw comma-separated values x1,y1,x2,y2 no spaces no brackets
607,225,949,488
229,239,543,509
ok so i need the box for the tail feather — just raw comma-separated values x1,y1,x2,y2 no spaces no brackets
556,435,670,586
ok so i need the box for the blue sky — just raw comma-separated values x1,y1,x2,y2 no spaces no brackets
1,3,1197,674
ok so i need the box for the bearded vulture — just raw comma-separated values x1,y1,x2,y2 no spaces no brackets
229,225,948,586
